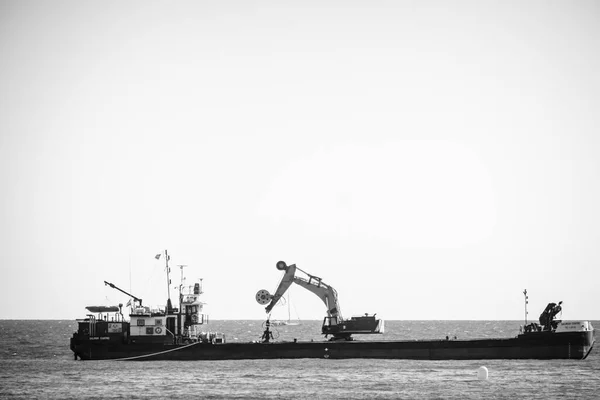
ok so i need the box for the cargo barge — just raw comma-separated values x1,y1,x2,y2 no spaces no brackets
70,254,595,361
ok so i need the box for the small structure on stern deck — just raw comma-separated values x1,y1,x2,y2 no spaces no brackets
261,319,274,343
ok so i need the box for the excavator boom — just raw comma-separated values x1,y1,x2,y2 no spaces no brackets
292,275,340,317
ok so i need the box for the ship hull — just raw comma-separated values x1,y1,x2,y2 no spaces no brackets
71,330,594,361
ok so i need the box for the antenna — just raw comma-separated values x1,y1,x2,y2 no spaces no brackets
178,265,188,286
164,250,172,311
523,289,528,326
178,264,187,312
178,265,188,295
128,252,132,294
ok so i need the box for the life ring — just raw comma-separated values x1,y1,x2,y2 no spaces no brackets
155,327,162,334
191,314,198,323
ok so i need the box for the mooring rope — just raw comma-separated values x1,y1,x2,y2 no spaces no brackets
103,341,204,361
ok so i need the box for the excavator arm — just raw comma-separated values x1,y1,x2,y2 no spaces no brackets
265,262,342,320
264,262,297,313
259,261,384,340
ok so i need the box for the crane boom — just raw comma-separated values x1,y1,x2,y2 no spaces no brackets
104,281,143,306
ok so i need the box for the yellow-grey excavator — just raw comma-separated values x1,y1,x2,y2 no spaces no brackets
256,261,384,341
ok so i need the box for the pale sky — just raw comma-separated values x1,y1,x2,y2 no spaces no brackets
1,1,599,322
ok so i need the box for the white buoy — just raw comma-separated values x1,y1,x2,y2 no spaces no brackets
477,366,489,380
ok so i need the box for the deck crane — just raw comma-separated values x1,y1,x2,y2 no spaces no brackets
104,281,143,307
256,261,384,340
539,301,563,331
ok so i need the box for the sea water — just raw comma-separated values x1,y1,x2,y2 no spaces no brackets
0,320,598,399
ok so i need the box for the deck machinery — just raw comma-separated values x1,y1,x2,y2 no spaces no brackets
256,261,384,340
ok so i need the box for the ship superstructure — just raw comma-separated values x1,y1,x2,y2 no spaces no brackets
71,251,223,360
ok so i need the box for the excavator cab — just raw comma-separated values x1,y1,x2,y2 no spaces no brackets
322,314,384,340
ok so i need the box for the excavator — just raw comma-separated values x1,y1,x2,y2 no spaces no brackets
256,261,384,340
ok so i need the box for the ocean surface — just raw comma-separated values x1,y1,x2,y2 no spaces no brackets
0,319,598,399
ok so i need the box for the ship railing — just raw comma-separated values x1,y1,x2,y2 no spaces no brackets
97,311,123,323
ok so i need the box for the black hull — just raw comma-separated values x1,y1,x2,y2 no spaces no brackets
71,330,595,361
